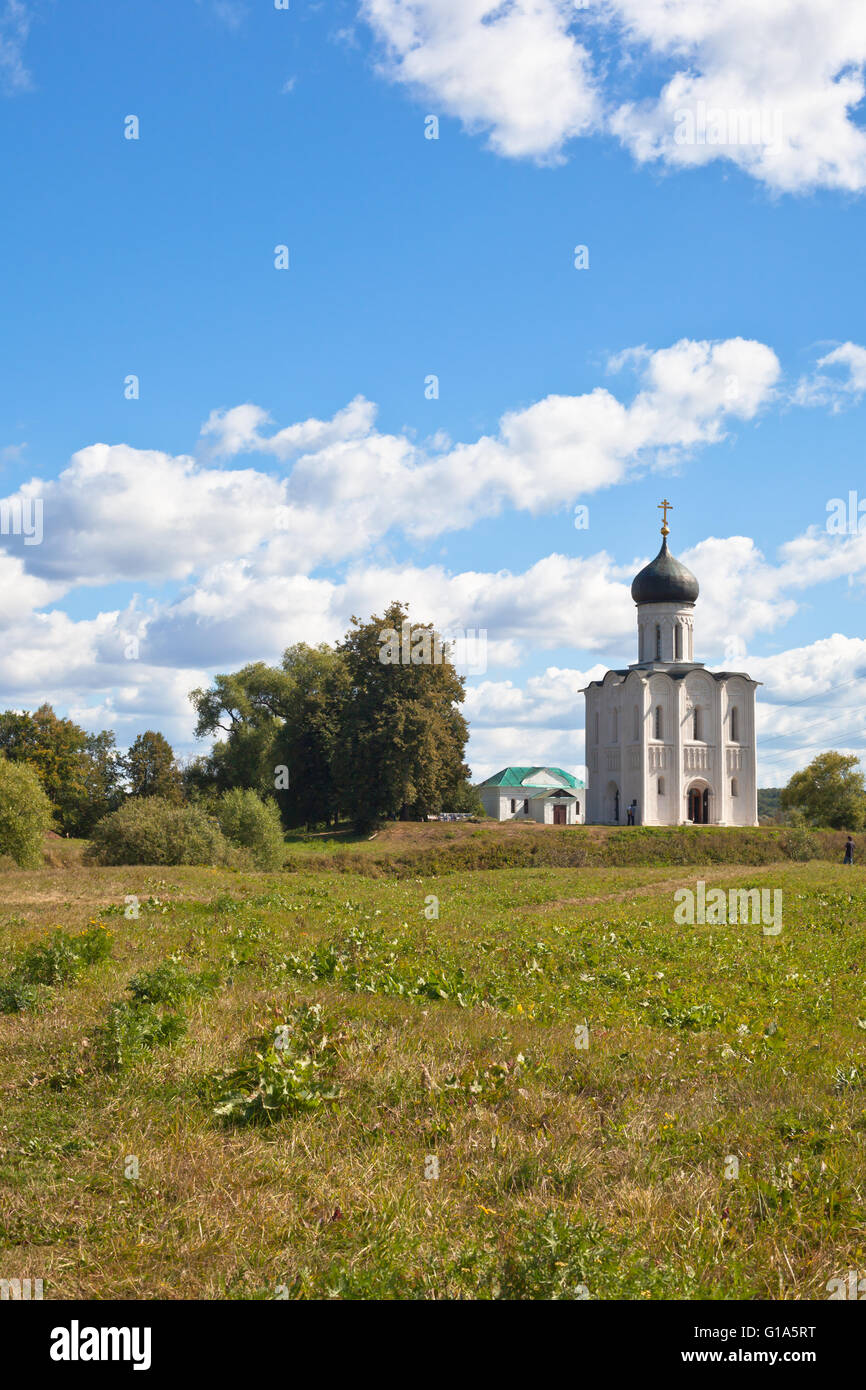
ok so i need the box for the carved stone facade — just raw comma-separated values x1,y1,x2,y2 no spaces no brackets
582,516,759,826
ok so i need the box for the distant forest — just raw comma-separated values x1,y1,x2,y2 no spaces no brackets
757,787,782,820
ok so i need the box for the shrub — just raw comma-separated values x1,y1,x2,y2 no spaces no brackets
210,1002,340,1125
86,796,232,866
0,759,54,867
780,825,817,862
127,958,221,1006
214,788,286,870
0,925,113,1013
97,999,187,1070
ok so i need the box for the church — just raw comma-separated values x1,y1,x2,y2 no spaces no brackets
582,502,759,826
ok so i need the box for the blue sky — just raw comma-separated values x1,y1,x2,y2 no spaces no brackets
1,0,866,786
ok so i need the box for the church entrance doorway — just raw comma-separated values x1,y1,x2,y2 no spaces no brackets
605,782,620,824
687,784,710,824
553,804,566,826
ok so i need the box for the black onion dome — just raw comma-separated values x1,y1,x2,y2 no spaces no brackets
631,537,699,605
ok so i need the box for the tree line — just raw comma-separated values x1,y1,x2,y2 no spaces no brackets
0,603,479,838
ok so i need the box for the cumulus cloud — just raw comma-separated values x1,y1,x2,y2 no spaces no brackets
359,0,866,193
609,0,866,194
0,341,859,770
361,0,599,161
0,337,778,588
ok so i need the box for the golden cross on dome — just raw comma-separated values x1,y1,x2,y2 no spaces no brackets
658,498,673,536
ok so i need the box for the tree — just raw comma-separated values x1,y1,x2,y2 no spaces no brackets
275,644,349,827
0,759,55,866
448,780,485,816
0,704,121,835
780,751,866,830
190,662,290,797
189,606,471,832
125,731,183,802
80,730,125,832
190,647,348,828
336,601,470,829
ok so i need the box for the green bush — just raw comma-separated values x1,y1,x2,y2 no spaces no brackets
210,1002,340,1126
127,958,221,1006
0,925,113,1013
86,796,232,866
780,825,817,862
0,758,54,867
214,788,286,870
97,999,187,1070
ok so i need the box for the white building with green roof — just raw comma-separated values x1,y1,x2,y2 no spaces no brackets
476,766,585,825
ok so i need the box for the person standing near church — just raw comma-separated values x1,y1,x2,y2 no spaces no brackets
843,835,855,865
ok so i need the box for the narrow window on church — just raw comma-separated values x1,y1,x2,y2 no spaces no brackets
731,778,738,797
675,624,682,660
594,712,599,743
510,799,516,813
693,706,701,740
633,705,639,741
730,706,739,742
523,798,529,814
655,624,661,659
654,705,663,739
658,777,665,796
612,708,618,741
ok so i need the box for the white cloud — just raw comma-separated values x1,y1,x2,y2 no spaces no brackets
794,341,866,409
361,0,599,161
360,0,866,193
0,338,778,589
749,634,866,783
610,0,866,194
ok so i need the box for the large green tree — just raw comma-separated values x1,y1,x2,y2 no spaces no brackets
189,608,470,831
0,758,56,865
780,751,866,830
0,704,124,835
190,647,347,828
336,602,470,829
125,730,183,802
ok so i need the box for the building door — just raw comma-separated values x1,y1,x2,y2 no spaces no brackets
553,804,566,826
688,787,711,823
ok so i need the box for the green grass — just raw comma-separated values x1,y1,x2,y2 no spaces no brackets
1,854,865,1299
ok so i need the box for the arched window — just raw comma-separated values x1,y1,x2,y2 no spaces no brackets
693,706,702,740
510,799,516,814
675,624,682,660
731,778,738,798
730,706,739,742
654,705,663,739
633,705,639,741
658,777,665,796
655,624,661,659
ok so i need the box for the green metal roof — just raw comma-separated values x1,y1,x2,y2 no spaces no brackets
477,765,584,791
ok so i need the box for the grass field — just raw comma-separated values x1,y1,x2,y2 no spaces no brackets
1,828,864,1300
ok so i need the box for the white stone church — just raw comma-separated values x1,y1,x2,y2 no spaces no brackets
582,504,759,826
